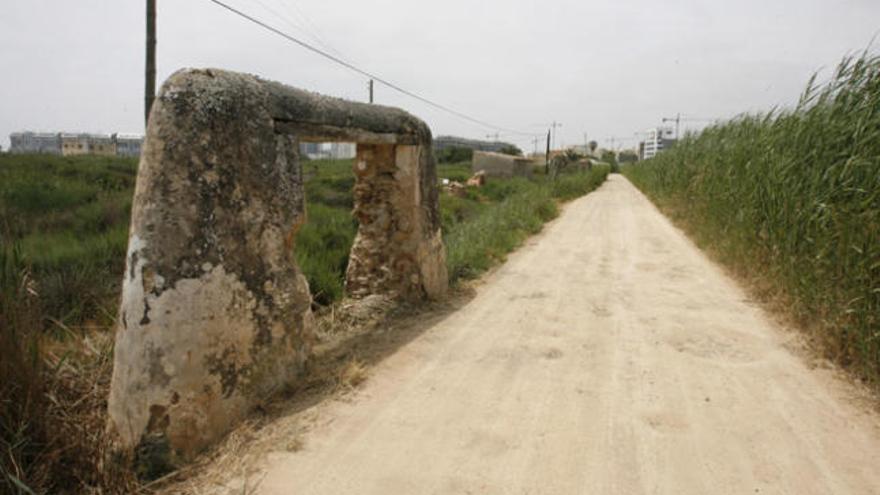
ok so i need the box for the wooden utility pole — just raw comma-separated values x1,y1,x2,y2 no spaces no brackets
368,79,374,103
545,128,551,175
145,0,157,126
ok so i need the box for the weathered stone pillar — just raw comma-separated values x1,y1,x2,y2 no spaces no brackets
346,143,447,299
108,69,314,463
108,68,447,462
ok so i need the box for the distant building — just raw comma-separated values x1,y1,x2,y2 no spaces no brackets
640,127,676,160
300,142,322,159
9,132,62,154
61,134,88,155
10,131,144,157
299,142,356,160
115,133,143,157
328,142,355,159
434,135,515,153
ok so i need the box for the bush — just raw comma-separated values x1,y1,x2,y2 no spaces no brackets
498,144,523,156
435,146,473,164
624,51,880,381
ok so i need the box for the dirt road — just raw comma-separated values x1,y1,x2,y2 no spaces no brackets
256,175,880,494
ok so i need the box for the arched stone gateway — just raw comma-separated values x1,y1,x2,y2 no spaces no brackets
108,69,447,462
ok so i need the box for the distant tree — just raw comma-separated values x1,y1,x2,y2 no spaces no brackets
601,150,620,173
600,150,616,163
563,148,582,162
498,145,523,156
617,150,639,163
436,146,473,164
588,140,598,153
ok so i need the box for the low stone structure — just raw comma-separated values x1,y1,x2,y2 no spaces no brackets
108,68,447,462
472,150,533,178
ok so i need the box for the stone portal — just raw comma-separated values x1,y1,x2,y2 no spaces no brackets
107,68,447,462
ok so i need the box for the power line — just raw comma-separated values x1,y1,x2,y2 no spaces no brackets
270,0,348,61
258,0,349,61
206,0,535,136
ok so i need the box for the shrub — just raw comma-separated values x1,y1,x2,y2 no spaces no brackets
435,146,473,164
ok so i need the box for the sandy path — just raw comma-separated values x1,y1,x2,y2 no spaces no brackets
256,175,880,494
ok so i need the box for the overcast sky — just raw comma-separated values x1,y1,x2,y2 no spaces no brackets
1,0,878,152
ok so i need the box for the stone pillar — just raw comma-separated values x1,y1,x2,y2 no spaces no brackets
346,143,447,299
107,70,314,462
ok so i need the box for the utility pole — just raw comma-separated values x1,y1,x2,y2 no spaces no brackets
145,0,157,126
368,79,374,103
545,128,551,175
531,136,540,156
550,121,562,150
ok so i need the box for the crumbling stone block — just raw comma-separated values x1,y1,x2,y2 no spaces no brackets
108,68,447,462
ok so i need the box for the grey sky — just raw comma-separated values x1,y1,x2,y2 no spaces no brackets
1,0,878,152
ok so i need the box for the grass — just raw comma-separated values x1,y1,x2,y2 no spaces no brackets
0,244,137,494
624,50,880,383
297,159,358,306
0,153,136,329
443,165,610,282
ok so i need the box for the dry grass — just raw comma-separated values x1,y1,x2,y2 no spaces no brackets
1,244,138,494
337,359,368,390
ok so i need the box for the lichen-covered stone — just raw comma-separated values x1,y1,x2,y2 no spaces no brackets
108,68,447,462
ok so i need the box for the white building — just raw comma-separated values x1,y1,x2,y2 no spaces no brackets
9,132,62,154
641,127,676,160
115,133,144,157
299,142,356,160
9,131,144,157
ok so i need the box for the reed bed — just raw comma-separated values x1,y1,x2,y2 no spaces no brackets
625,51,880,381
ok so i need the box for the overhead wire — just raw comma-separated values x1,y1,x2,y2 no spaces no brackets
255,0,349,61
206,0,537,137
267,0,348,61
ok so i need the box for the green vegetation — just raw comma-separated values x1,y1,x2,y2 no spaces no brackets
297,159,357,306
442,164,610,282
600,150,620,173
624,52,880,382
435,146,473,163
0,154,137,328
497,144,523,156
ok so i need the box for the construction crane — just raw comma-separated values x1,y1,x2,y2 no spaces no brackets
661,114,717,139
604,136,636,151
